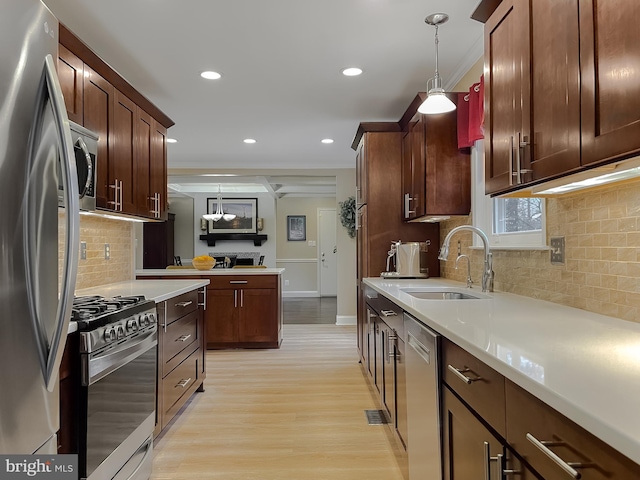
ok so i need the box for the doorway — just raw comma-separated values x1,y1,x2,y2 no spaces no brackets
318,208,337,296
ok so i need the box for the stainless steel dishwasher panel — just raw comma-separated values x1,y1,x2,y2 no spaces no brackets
404,313,442,480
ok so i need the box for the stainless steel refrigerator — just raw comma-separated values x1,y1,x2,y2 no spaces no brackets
0,0,80,455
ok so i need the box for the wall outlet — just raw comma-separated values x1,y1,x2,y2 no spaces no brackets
104,243,111,260
308,240,316,247
284,279,290,287
80,242,87,260
550,236,565,264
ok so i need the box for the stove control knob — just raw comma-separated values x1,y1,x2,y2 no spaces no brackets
127,319,139,332
140,314,149,327
104,328,116,342
116,325,126,339
148,312,156,324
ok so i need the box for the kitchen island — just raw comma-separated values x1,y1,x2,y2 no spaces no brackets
136,268,284,349
364,277,640,477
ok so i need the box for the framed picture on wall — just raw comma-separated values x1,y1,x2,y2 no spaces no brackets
287,215,306,241
206,198,258,234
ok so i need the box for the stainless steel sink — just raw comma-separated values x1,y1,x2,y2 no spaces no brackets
400,289,486,300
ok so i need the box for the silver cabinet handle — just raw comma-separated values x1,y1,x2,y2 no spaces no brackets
176,334,191,343
483,442,500,480
175,301,193,307
198,287,206,309
240,289,244,308
229,280,248,284
175,377,192,388
447,364,482,384
509,135,515,186
234,290,237,308
380,310,397,317
526,433,590,479
500,453,521,477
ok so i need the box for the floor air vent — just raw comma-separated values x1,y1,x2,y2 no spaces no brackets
365,409,390,425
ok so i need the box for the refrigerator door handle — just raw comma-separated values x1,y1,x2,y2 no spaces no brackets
26,54,80,392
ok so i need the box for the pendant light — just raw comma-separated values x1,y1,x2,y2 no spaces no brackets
418,13,457,115
203,185,236,222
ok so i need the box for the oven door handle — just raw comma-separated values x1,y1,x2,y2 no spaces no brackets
84,329,157,386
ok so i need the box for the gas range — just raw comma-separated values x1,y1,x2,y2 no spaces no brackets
72,295,157,353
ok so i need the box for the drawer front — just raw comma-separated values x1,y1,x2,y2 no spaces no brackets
442,338,506,437
506,380,640,480
162,309,199,376
377,294,403,337
208,274,277,290
162,352,199,413
165,290,198,323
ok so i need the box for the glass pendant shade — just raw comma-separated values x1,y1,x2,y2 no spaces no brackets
203,185,236,222
420,13,456,115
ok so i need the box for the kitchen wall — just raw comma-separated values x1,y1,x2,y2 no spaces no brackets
440,178,640,323
59,214,133,290
276,196,336,295
335,168,357,323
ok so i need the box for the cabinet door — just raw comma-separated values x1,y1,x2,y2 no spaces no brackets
206,289,237,347
410,117,426,218
238,288,278,343
135,108,152,218
443,387,504,480
150,120,167,219
529,0,581,180
83,67,114,209
112,90,137,214
57,45,83,124
484,0,528,194
579,0,640,166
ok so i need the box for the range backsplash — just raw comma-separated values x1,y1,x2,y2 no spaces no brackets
440,178,640,324
58,214,133,290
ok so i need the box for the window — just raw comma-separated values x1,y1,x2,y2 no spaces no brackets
472,140,547,248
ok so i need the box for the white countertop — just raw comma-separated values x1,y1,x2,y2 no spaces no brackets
76,279,210,303
363,277,640,465
135,268,284,276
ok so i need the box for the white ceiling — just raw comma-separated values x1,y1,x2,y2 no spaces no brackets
43,0,483,194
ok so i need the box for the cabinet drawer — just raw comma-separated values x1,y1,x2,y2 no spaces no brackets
505,380,640,480
208,275,277,290
165,290,198,323
442,338,506,437
162,309,198,376
162,352,199,413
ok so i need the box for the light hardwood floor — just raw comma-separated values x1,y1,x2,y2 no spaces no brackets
151,325,404,480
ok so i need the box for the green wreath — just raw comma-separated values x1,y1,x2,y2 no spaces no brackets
339,196,356,238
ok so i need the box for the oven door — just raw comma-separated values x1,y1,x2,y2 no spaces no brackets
81,330,157,480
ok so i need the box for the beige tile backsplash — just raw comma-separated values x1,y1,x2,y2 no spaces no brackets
59,214,133,290
440,179,640,323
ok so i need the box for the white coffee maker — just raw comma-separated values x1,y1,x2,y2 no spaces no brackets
381,240,430,278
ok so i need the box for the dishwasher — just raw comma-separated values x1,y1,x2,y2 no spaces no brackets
404,312,442,480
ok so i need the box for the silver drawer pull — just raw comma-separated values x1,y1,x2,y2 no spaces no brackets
175,301,193,307
176,334,192,343
526,433,591,479
447,364,482,384
229,280,248,284
175,378,192,388
380,309,397,317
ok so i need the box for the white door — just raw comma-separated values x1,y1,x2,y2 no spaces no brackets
318,209,337,296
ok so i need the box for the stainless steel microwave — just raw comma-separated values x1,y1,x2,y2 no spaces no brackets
58,121,98,211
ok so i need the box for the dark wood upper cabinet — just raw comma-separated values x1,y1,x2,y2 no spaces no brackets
57,45,83,124
57,25,172,219
480,0,640,195
579,0,640,166
401,94,470,220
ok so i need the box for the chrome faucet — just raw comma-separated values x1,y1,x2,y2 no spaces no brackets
455,254,473,288
438,226,494,292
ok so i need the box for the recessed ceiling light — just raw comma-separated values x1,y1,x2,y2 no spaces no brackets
167,138,178,143
341,67,363,77
321,138,334,144
243,138,256,144
200,71,222,80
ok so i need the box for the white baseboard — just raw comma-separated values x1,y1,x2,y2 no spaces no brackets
282,291,320,298
336,315,356,326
